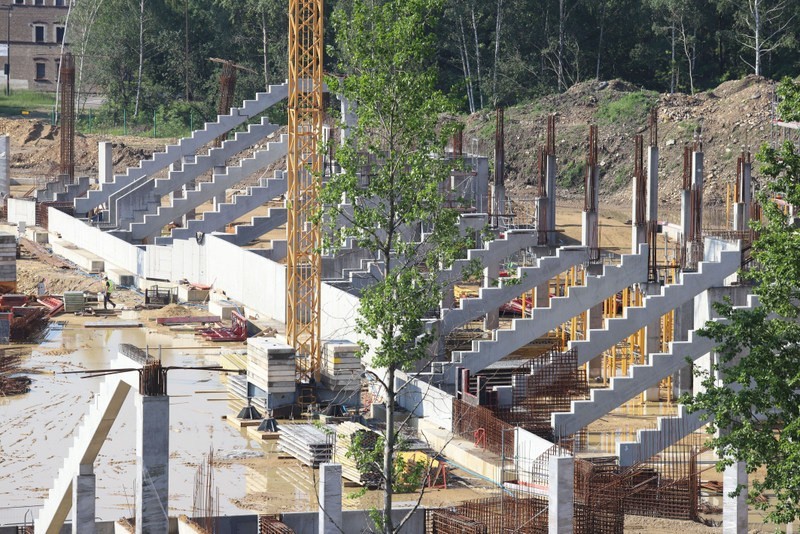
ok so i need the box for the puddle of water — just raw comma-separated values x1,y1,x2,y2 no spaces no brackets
0,322,259,520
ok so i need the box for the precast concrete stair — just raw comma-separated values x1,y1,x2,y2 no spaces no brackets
36,176,92,203
434,229,540,286
616,405,707,466
74,82,289,215
551,329,718,437
439,246,589,336
430,247,648,383
569,248,741,366
130,136,287,242
212,206,287,246
112,117,281,228
35,378,132,534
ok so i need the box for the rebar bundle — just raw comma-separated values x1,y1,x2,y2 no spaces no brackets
59,52,75,182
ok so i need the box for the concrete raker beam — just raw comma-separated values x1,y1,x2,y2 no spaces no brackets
569,248,741,366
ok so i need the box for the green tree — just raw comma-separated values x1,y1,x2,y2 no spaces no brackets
683,78,800,524
321,0,472,531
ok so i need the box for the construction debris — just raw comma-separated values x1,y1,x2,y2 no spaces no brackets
0,349,30,396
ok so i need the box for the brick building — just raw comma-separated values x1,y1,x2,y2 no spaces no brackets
0,0,68,91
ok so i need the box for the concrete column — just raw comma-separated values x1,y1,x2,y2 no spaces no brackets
692,150,704,190
98,141,113,184
484,262,500,331
680,189,691,249
548,455,574,534
135,395,169,534
0,135,9,197
536,282,550,309
492,183,506,228
72,464,96,534
646,146,659,223
672,299,694,398
723,461,748,534
318,463,342,534
535,196,548,243
212,167,227,211
546,154,557,246
733,204,746,232
631,172,646,254
742,159,751,210
644,316,661,402
182,180,197,227
581,210,598,249
587,301,604,379
339,94,356,146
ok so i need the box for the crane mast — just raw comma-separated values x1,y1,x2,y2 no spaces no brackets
287,0,323,379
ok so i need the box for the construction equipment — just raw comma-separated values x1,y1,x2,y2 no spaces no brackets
286,0,324,380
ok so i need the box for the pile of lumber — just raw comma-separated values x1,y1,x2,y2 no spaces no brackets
334,421,382,488
278,424,334,467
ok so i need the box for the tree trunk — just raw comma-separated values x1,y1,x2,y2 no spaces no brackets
458,16,475,114
595,1,606,81
383,366,396,534
670,23,676,94
557,0,565,91
134,0,145,117
184,0,189,101
754,0,762,76
492,0,503,106
262,8,269,89
471,7,484,110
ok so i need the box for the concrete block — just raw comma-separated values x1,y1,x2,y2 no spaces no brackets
318,464,342,534
105,268,135,288
548,455,574,534
177,284,209,302
51,241,105,273
723,461,747,534
208,299,239,321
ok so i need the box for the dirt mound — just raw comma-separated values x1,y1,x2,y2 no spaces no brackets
140,303,209,320
462,76,776,217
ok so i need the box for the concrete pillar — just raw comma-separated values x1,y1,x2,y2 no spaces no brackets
98,141,112,184
484,262,500,331
546,154,557,246
644,315,661,402
672,299,694,398
581,210,598,249
646,146,659,223
318,463,342,534
733,204,746,232
0,135,9,197
135,395,169,534
182,180,197,227
723,461,748,534
692,150,704,190
680,188,691,249
72,464,96,534
536,282,550,309
631,173,646,254
535,196,548,243
586,264,605,379
339,94,356,146
492,183,506,228
212,167,227,211
548,455,574,534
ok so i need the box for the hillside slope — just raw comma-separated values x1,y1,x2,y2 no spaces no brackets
463,76,776,218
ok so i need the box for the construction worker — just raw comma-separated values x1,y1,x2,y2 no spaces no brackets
102,277,116,310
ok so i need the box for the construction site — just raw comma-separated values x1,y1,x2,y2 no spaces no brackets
0,1,798,534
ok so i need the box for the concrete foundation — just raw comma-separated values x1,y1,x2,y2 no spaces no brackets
135,395,170,534
318,464,342,534
72,465,95,534
548,455,574,534
99,142,112,184
723,461,747,534
0,135,9,197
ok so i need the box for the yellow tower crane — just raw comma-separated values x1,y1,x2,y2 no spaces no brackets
286,0,323,380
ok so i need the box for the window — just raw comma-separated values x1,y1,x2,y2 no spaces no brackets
14,0,24,5
34,0,44,5
55,0,65,5
34,25,45,43
35,62,45,80
55,26,64,44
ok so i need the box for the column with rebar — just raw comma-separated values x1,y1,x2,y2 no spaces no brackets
582,125,600,261
492,107,506,229
58,52,75,184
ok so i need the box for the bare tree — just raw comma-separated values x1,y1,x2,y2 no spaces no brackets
492,0,503,105
470,5,484,110
134,0,145,117
458,15,476,113
737,0,795,76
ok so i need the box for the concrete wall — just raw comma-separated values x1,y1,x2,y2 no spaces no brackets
281,507,424,534
395,371,453,431
50,207,287,322
513,428,557,490
7,197,36,226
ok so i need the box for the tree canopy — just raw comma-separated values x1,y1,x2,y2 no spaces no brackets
683,78,800,525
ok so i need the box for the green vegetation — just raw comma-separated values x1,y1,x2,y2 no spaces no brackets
0,90,55,118
613,164,632,189
596,91,657,126
558,160,584,187
683,78,800,525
